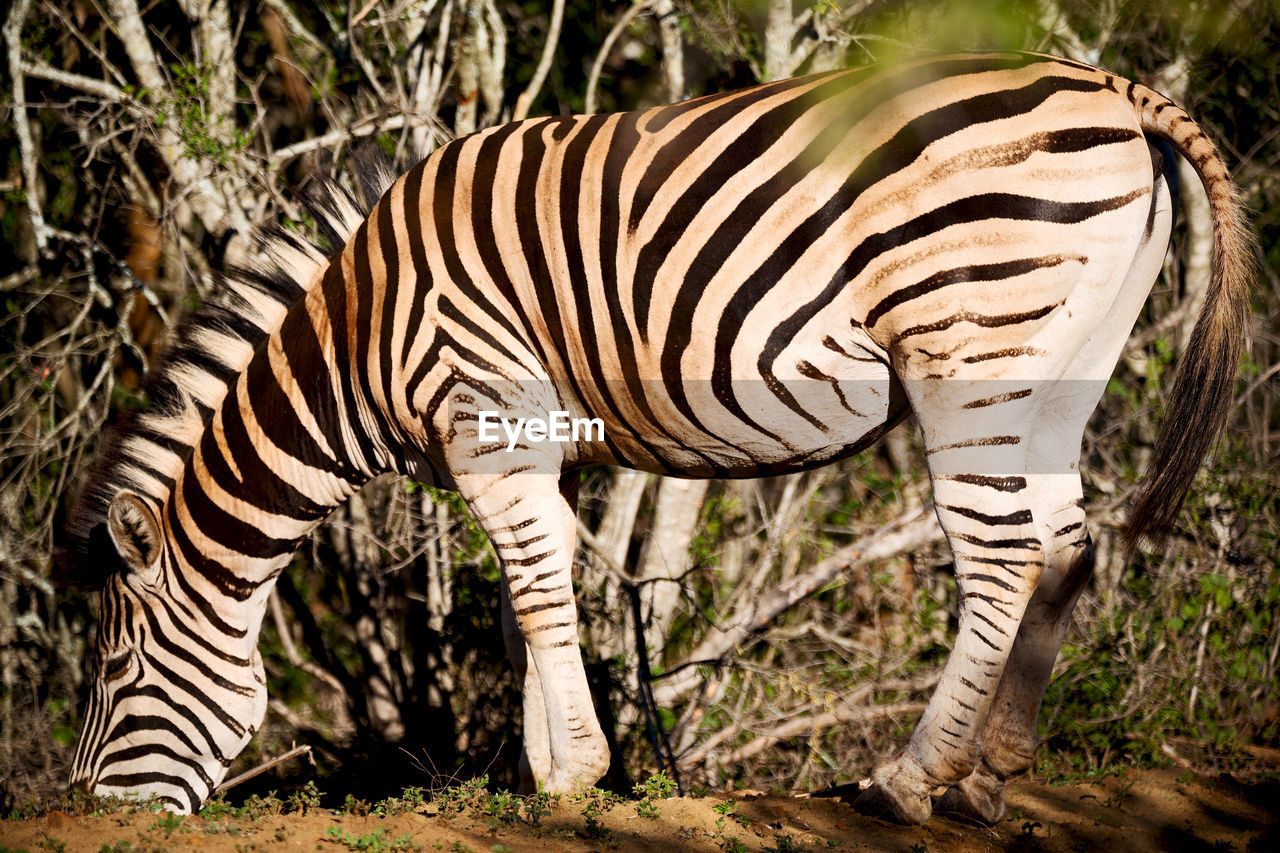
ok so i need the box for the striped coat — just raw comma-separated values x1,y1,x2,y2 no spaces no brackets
69,52,1252,821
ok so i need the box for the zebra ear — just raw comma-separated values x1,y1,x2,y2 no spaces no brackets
106,492,162,573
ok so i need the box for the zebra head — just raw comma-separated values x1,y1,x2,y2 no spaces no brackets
69,490,269,813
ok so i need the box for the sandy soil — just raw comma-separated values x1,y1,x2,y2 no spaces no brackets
1,768,1276,852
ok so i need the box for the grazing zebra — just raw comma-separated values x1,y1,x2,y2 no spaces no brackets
68,52,1251,822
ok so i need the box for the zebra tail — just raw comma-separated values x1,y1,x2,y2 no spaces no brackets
1123,82,1256,557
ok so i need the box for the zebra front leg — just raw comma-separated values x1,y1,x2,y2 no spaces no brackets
462,471,611,794
501,577,551,790
855,438,1042,823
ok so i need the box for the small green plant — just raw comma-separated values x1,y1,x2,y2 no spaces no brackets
38,839,67,853
522,784,553,827
201,820,244,837
342,795,371,816
151,811,185,837
99,843,133,853
713,814,750,853
908,843,929,853
482,790,521,830
198,795,242,819
241,792,284,820
160,62,251,165
433,777,489,818
1101,779,1137,808
287,780,322,814
374,787,425,817
575,787,620,840
713,799,750,827
764,834,814,853
637,770,675,799
632,770,674,818
323,825,418,852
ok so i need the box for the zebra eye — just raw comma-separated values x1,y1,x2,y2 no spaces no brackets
102,651,132,682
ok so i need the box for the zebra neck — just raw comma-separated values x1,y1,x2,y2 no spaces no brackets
166,310,373,600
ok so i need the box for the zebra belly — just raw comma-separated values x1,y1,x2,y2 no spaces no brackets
584,328,903,477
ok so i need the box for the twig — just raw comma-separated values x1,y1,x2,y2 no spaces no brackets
19,58,135,105
5,0,47,252
0,268,38,292
785,0,876,75
511,0,564,121
628,583,682,792
721,701,927,765
679,673,936,767
263,0,329,52
1233,361,1280,409
345,2,389,102
269,114,410,166
214,744,313,794
1187,598,1213,719
576,518,630,580
584,0,654,114
652,504,944,707
350,0,381,28
269,590,349,697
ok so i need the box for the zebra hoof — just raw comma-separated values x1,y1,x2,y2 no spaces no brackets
543,767,606,796
543,751,610,796
935,771,1007,825
851,756,934,825
851,782,931,824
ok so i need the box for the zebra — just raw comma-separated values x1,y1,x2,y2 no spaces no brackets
67,52,1252,822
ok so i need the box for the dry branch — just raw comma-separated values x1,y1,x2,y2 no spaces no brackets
652,505,945,707
5,0,47,252
585,0,655,115
511,0,565,121
214,744,313,794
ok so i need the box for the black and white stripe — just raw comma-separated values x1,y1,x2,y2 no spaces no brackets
68,52,1252,820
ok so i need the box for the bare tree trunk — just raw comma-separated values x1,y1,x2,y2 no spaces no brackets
512,0,564,120
421,497,457,714
654,0,684,102
104,0,252,258
585,469,649,660
763,0,796,81
406,0,454,154
454,0,481,136
5,0,46,253
638,478,709,660
454,0,508,136
330,491,406,741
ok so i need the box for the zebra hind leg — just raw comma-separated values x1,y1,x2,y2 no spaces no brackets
854,385,1044,824
936,524,1094,823
935,395,1101,822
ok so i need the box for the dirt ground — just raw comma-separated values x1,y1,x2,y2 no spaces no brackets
1,768,1276,853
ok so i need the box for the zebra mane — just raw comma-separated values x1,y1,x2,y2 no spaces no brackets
64,147,400,587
